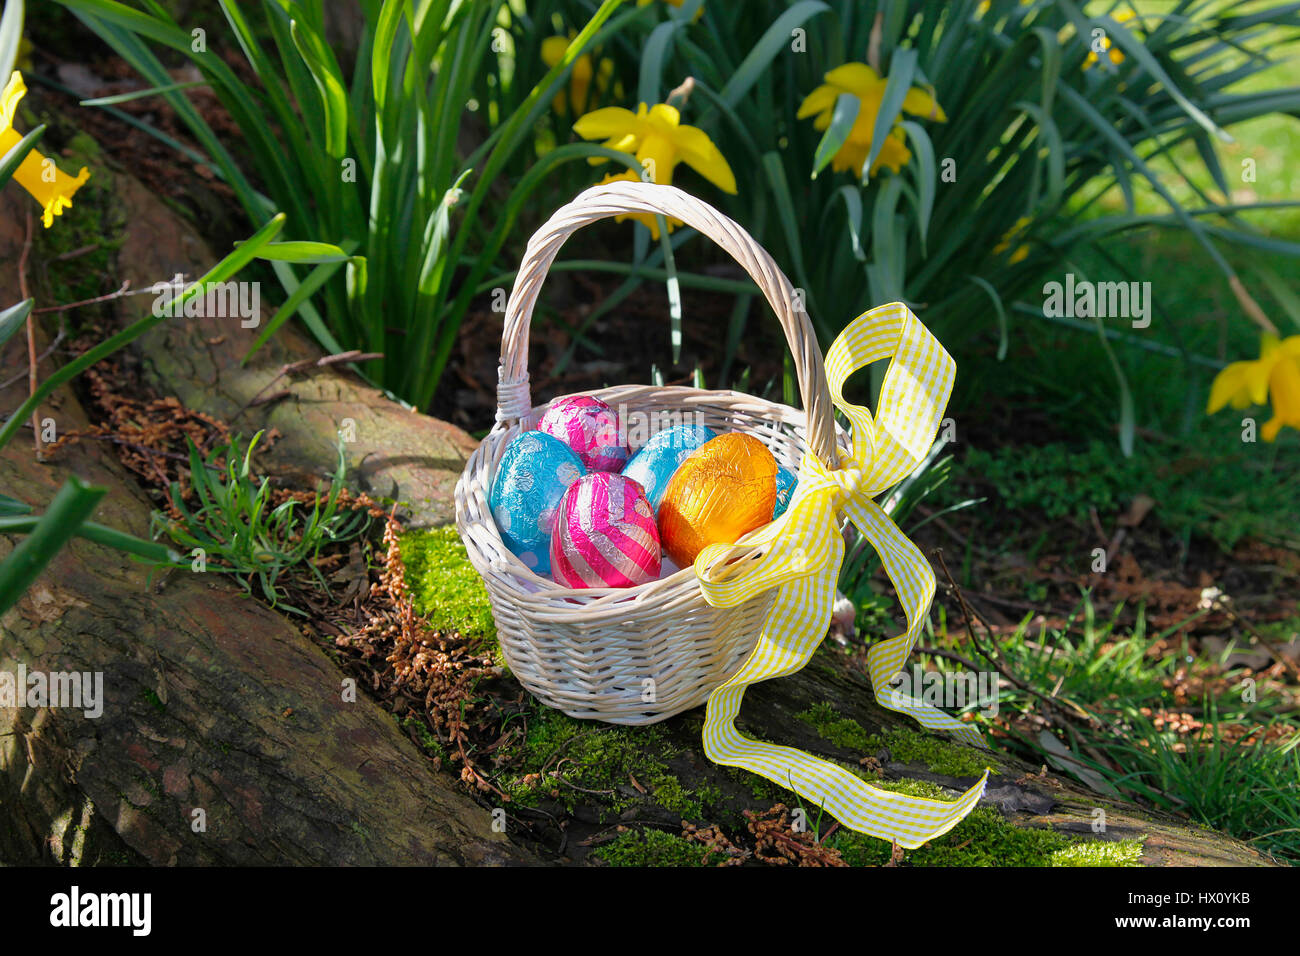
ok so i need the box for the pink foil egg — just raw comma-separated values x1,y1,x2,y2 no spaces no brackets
536,395,627,472
550,472,661,588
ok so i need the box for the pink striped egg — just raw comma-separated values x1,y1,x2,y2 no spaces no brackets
550,472,661,588
537,395,627,472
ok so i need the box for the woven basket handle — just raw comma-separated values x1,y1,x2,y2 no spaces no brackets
497,179,840,468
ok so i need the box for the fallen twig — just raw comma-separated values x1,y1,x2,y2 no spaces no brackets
32,280,133,314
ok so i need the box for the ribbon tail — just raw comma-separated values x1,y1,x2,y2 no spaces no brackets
702,573,989,849
845,495,987,748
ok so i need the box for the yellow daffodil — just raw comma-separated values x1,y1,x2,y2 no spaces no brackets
796,62,946,178
541,35,615,116
993,215,1032,264
1207,333,1300,441
573,101,736,238
1085,10,1137,69
1,72,90,228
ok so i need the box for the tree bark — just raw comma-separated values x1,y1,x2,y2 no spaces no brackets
0,190,532,865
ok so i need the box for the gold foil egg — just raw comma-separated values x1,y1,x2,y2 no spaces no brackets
658,432,778,568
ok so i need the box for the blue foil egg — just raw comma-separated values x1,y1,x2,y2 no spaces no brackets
621,423,717,512
490,431,585,575
773,466,797,519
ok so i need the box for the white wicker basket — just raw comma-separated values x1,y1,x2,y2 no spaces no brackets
455,179,849,724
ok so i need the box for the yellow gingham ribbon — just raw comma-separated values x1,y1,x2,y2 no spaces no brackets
694,301,989,849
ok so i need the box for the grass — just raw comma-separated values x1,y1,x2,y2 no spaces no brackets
933,437,1300,552
918,596,1300,863
151,430,370,613
1095,2,1300,237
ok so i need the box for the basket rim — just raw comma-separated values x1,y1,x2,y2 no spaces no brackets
455,383,852,607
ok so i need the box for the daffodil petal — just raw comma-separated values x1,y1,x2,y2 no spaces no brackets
902,86,947,122
573,106,638,140
2,71,25,132
1242,357,1274,406
824,62,883,96
869,130,911,175
797,83,839,120
646,102,681,128
1265,355,1300,438
1276,335,1300,360
540,36,569,68
1207,360,1255,414
673,123,737,194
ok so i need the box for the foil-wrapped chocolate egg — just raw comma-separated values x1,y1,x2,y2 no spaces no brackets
550,472,661,588
621,422,717,513
536,395,627,472
773,465,798,519
489,432,585,575
658,433,778,567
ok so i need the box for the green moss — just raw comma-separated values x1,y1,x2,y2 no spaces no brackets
796,703,995,777
1050,838,1146,867
723,763,787,802
870,728,996,778
829,802,1148,867
796,702,875,751
26,130,125,315
140,689,165,714
650,777,701,818
595,828,714,867
500,708,714,820
399,526,499,659
400,716,448,761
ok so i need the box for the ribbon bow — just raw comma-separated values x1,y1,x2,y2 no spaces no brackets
694,302,989,849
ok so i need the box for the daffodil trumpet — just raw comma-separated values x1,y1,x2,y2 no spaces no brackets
1,72,91,228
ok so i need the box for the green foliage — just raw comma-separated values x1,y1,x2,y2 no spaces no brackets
927,596,1300,863
594,828,713,867
0,183,285,615
55,0,651,408
152,430,370,613
1053,705,1300,864
582,0,1300,438
937,438,1300,551
840,438,974,607
875,727,996,778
